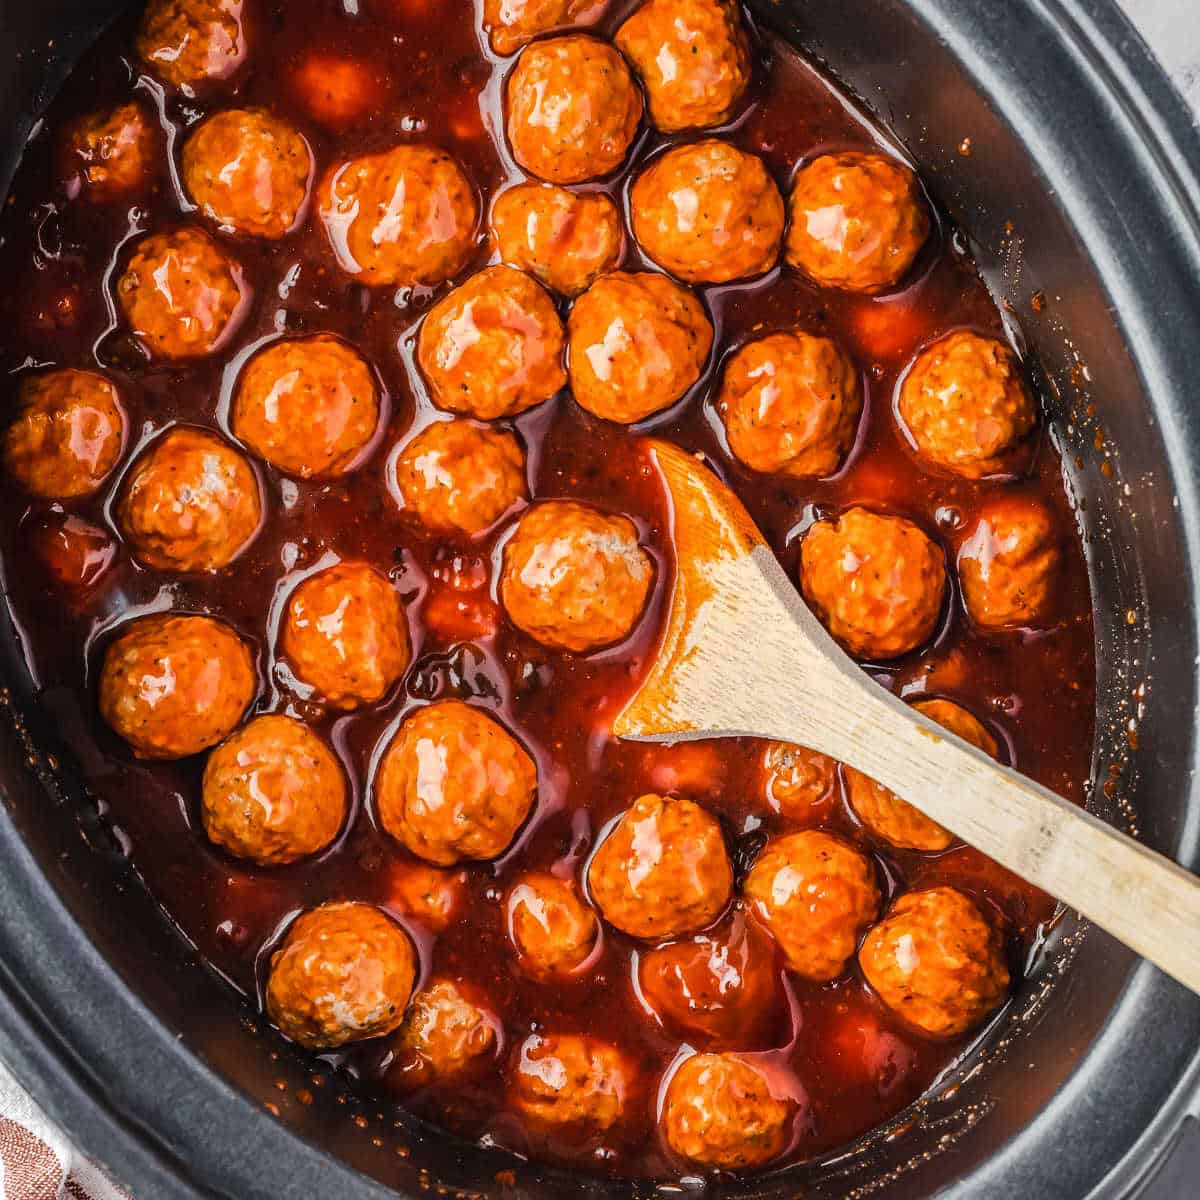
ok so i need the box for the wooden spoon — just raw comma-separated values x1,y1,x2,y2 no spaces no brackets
614,439,1200,994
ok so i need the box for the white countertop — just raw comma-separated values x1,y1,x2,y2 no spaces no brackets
1122,0,1200,110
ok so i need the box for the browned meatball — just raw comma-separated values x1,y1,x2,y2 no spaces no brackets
62,103,156,200
846,699,997,852
505,36,642,184
507,871,598,978
4,369,124,500
760,742,838,822
858,886,1010,1037
568,272,712,423
500,500,654,652
786,152,930,294
800,507,946,660
631,141,784,284
99,614,256,760
318,145,477,287
387,860,468,933
511,1033,631,1131
483,0,610,55
588,793,732,940
289,52,389,129
182,108,312,240
201,714,346,865
137,0,247,93
392,979,499,1089
27,513,117,591
717,330,861,478
417,266,566,419
116,227,248,360
662,1052,793,1170
232,335,380,478
266,902,416,1050
490,184,623,298
116,427,261,573
898,332,1037,478
393,420,527,536
745,830,879,981
281,561,410,709
376,699,537,866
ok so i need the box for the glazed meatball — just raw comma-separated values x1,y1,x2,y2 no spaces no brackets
898,332,1037,478
232,335,380,478
662,1052,792,1171
800,507,946,660
631,141,784,284
760,742,838,822
417,265,566,419
507,871,598,978
511,1033,631,1131
137,0,247,93
201,714,346,865
393,420,527,536
588,793,732,940
568,272,713,423
318,145,477,287
99,614,255,760
388,861,468,933
744,830,880,981
62,103,156,200
616,0,750,133
116,427,261,573
116,227,247,360
858,886,1010,1037
4,369,124,500
483,0,610,56
281,561,410,709
392,979,498,1088
266,902,416,1050
290,52,389,129
717,330,861,478
786,152,931,294
376,699,537,866
846,698,997,852
490,184,623,298
500,500,654,652
958,497,1061,630
28,513,117,590
505,36,643,184
182,108,312,240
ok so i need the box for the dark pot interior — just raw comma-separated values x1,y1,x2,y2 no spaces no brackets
1,1,1200,1197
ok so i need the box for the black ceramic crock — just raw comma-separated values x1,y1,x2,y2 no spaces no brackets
1,1,1199,1197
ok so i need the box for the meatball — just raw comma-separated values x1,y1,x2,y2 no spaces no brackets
281,561,410,709
3,369,124,500
662,1053,792,1171
266,902,416,1050
568,272,713,424
99,614,256,760
28,513,117,590
182,108,312,240
201,714,346,865
62,103,156,200
717,330,861,478
898,332,1037,478
858,886,1010,1037
588,793,732,940
137,0,247,93
417,266,566,419
505,36,642,185
318,145,477,287
392,979,498,1089
387,861,468,933
760,742,838,822
289,53,389,130
744,830,880,981
846,699,997,852
500,500,654,652
376,699,537,866
507,871,598,978
958,497,1061,629
800,507,946,660
116,427,261,573
392,420,527,536
116,227,247,360
786,152,930,294
616,0,750,133
511,1033,631,1131
483,0,609,56
490,184,623,298
232,335,380,479
631,141,784,284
